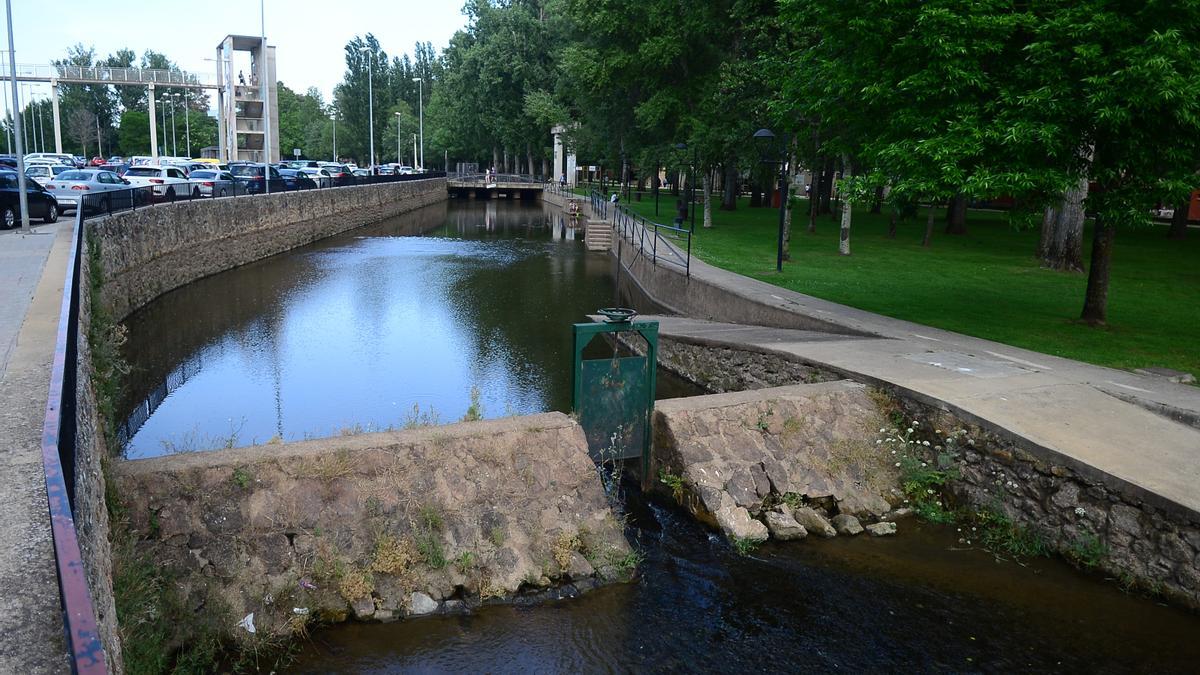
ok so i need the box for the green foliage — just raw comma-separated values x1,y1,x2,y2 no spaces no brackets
416,505,447,568
1066,532,1108,569
732,537,760,557
232,467,252,490
657,470,686,501
970,508,1051,560
461,385,484,422
455,551,476,574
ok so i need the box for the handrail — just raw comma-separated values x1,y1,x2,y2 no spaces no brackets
41,206,107,672
592,193,691,277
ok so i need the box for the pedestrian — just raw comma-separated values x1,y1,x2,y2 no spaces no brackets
238,70,246,86
610,192,619,205
675,198,687,227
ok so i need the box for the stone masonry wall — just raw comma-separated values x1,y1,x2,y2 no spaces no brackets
74,241,123,673
93,178,446,321
648,336,1200,609
114,413,633,642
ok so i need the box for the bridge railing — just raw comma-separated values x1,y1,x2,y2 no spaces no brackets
592,191,691,277
447,172,543,184
1,63,216,87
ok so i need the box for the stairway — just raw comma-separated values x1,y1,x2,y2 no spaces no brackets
584,220,613,251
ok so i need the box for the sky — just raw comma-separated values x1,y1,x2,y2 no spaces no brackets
5,0,469,105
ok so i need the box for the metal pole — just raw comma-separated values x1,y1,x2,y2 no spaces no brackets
366,53,374,169
94,110,100,158
412,133,417,170
691,148,697,232
51,80,60,153
416,77,423,170
0,49,9,154
159,97,167,156
169,96,176,156
183,90,190,157
148,83,157,160
6,0,30,231
261,0,272,194
394,111,400,164
776,157,788,273
331,114,336,160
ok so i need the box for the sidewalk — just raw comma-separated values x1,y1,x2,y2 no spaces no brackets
0,220,72,673
590,200,1200,518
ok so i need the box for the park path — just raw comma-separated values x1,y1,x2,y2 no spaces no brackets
587,196,1200,518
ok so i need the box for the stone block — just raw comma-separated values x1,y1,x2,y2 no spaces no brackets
831,514,864,535
765,511,807,540
865,522,897,536
792,507,837,538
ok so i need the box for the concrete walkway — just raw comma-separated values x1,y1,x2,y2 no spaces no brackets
590,200,1200,520
0,220,72,673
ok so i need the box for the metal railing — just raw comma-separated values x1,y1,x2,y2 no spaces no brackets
447,172,544,184
593,191,692,277
41,201,106,673
0,63,215,88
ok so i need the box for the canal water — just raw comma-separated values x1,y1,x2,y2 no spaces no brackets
118,200,684,458
292,483,1200,673
119,199,1200,672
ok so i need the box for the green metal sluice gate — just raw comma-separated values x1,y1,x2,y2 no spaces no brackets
572,309,659,473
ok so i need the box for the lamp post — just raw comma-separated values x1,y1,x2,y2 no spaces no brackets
158,96,169,156
393,111,402,165
359,46,374,171
753,127,790,272
331,111,337,161
167,92,177,156
412,133,417,171
177,91,191,157
411,76,423,170
674,142,698,232
261,0,272,194
5,3,31,232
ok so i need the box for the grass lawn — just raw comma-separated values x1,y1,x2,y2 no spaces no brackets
604,190,1199,377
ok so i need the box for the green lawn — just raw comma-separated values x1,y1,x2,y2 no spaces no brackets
607,191,1199,377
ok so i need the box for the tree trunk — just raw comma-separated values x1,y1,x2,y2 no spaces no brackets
838,156,852,256
808,184,817,234
1039,178,1087,271
1168,200,1189,240
888,209,898,238
526,142,534,178
945,193,968,234
721,162,737,210
781,164,792,259
1080,215,1114,325
922,204,935,247
492,146,499,174
749,168,762,207
871,185,884,214
818,162,833,214
702,170,713,228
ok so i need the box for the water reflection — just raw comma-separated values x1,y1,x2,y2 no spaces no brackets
118,200,635,458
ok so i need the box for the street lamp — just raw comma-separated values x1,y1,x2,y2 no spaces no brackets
359,46,374,171
393,111,402,165
674,142,698,232
330,111,337,160
176,91,191,158
753,127,790,272
411,76,423,170
158,96,169,156
167,92,177,156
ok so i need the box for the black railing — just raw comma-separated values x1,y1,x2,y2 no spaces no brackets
61,171,447,217
41,204,106,673
447,172,543,184
608,200,692,277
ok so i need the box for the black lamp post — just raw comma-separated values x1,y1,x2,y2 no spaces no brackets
674,142,698,231
754,127,789,272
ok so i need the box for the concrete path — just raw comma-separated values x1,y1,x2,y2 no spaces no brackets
0,220,72,673
587,199,1200,519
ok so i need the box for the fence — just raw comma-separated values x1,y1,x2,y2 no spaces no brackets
61,170,446,217
591,191,692,277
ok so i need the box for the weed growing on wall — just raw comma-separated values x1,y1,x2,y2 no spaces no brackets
881,421,962,524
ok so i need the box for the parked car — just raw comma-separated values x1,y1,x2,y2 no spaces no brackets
395,165,415,175
122,165,196,201
26,152,76,166
0,170,60,226
25,164,73,186
43,169,133,212
298,167,335,188
352,168,370,178
89,156,106,166
106,155,125,164
0,155,18,169
188,169,238,197
228,162,283,194
278,168,316,191
98,163,130,176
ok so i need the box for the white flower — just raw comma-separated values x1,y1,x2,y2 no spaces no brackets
895,462,901,467
923,440,931,447
876,440,882,445
907,428,914,434
926,489,934,494
912,420,920,426
1074,507,1086,517
879,428,887,433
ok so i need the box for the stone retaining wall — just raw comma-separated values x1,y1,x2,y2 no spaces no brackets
646,336,1200,610
93,178,446,321
115,414,632,640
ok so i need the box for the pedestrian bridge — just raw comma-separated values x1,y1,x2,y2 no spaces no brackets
447,172,545,200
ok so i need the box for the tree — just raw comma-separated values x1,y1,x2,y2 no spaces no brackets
117,110,150,155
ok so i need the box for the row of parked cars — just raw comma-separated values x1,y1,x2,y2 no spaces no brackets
0,155,427,229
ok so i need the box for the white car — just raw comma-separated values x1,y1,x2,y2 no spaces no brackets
25,164,73,186
25,152,76,166
299,167,335,188
122,165,197,201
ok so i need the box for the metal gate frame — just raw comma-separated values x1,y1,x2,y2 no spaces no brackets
571,318,659,474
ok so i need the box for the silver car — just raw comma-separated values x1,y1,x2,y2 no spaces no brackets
188,169,238,197
44,169,133,211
